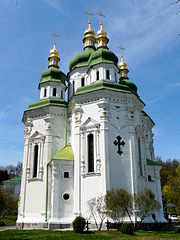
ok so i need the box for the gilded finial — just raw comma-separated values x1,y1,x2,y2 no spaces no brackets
83,10,95,49
97,10,106,28
85,10,94,30
96,10,109,49
48,32,60,68
119,44,125,61
118,44,129,79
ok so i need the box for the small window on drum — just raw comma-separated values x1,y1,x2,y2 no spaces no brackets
106,70,110,79
53,88,57,97
64,172,69,178
63,193,70,200
81,77,85,87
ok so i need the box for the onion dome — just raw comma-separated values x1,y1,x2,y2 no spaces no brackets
88,48,118,68
69,47,95,71
83,20,96,49
96,21,109,49
119,52,129,79
48,42,60,69
120,79,138,94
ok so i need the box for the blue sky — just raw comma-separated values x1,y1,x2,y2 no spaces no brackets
0,0,179,166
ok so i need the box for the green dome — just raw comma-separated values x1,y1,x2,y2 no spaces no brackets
120,78,138,94
40,66,67,86
69,47,95,71
88,48,118,68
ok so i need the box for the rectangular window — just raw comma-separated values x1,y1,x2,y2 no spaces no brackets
53,88,57,97
148,175,152,181
96,71,99,80
88,134,94,173
61,90,63,99
138,138,143,176
106,70,110,79
72,81,75,95
44,88,47,97
33,145,38,178
115,72,117,82
64,172,69,178
81,77,85,87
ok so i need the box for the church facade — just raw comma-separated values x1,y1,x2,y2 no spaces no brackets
17,19,166,229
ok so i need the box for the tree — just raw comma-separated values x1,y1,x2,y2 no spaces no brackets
0,170,9,184
106,188,133,225
135,189,161,224
87,196,108,230
162,164,180,214
0,185,18,220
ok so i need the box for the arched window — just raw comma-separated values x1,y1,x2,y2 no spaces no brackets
138,138,143,176
44,88,47,97
33,144,38,178
96,71,99,80
106,70,110,79
53,88,57,97
88,134,94,173
81,77,85,87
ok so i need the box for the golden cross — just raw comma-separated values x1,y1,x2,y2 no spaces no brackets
97,10,106,23
51,31,59,46
85,10,94,22
118,44,125,58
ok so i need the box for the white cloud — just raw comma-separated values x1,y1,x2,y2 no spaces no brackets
106,0,180,65
45,0,62,12
147,82,180,104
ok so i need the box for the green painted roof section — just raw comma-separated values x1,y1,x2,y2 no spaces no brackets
40,66,66,86
69,47,95,71
75,80,138,96
120,78,138,94
4,176,21,182
28,99,67,110
88,48,118,69
53,145,74,161
147,159,161,166
69,47,118,71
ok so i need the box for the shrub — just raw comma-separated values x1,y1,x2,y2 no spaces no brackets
73,216,86,233
120,223,134,235
0,221,6,226
175,227,180,233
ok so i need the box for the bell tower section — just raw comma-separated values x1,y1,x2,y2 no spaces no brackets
17,41,67,228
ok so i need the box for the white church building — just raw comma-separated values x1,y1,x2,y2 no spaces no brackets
17,19,166,229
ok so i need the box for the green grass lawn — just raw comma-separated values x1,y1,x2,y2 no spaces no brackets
0,230,180,240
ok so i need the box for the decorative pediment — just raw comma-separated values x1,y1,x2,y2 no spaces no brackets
80,117,100,131
29,131,45,141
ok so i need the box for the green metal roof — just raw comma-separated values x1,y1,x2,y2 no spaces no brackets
53,145,74,161
88,48,118,69
69,47,118,71
28,99,67,110
75,80,138,96
4,176,21,183
40,66,67,86
147,158,161,166
120,78,137,94
69,47,95,71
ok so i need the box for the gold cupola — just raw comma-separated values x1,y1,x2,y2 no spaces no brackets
96,20,109,49
48,42,60,69
119,46,129,79
83,19,96,49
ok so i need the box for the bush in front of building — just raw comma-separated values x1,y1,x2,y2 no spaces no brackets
120,223,135,235
73,216,86,233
